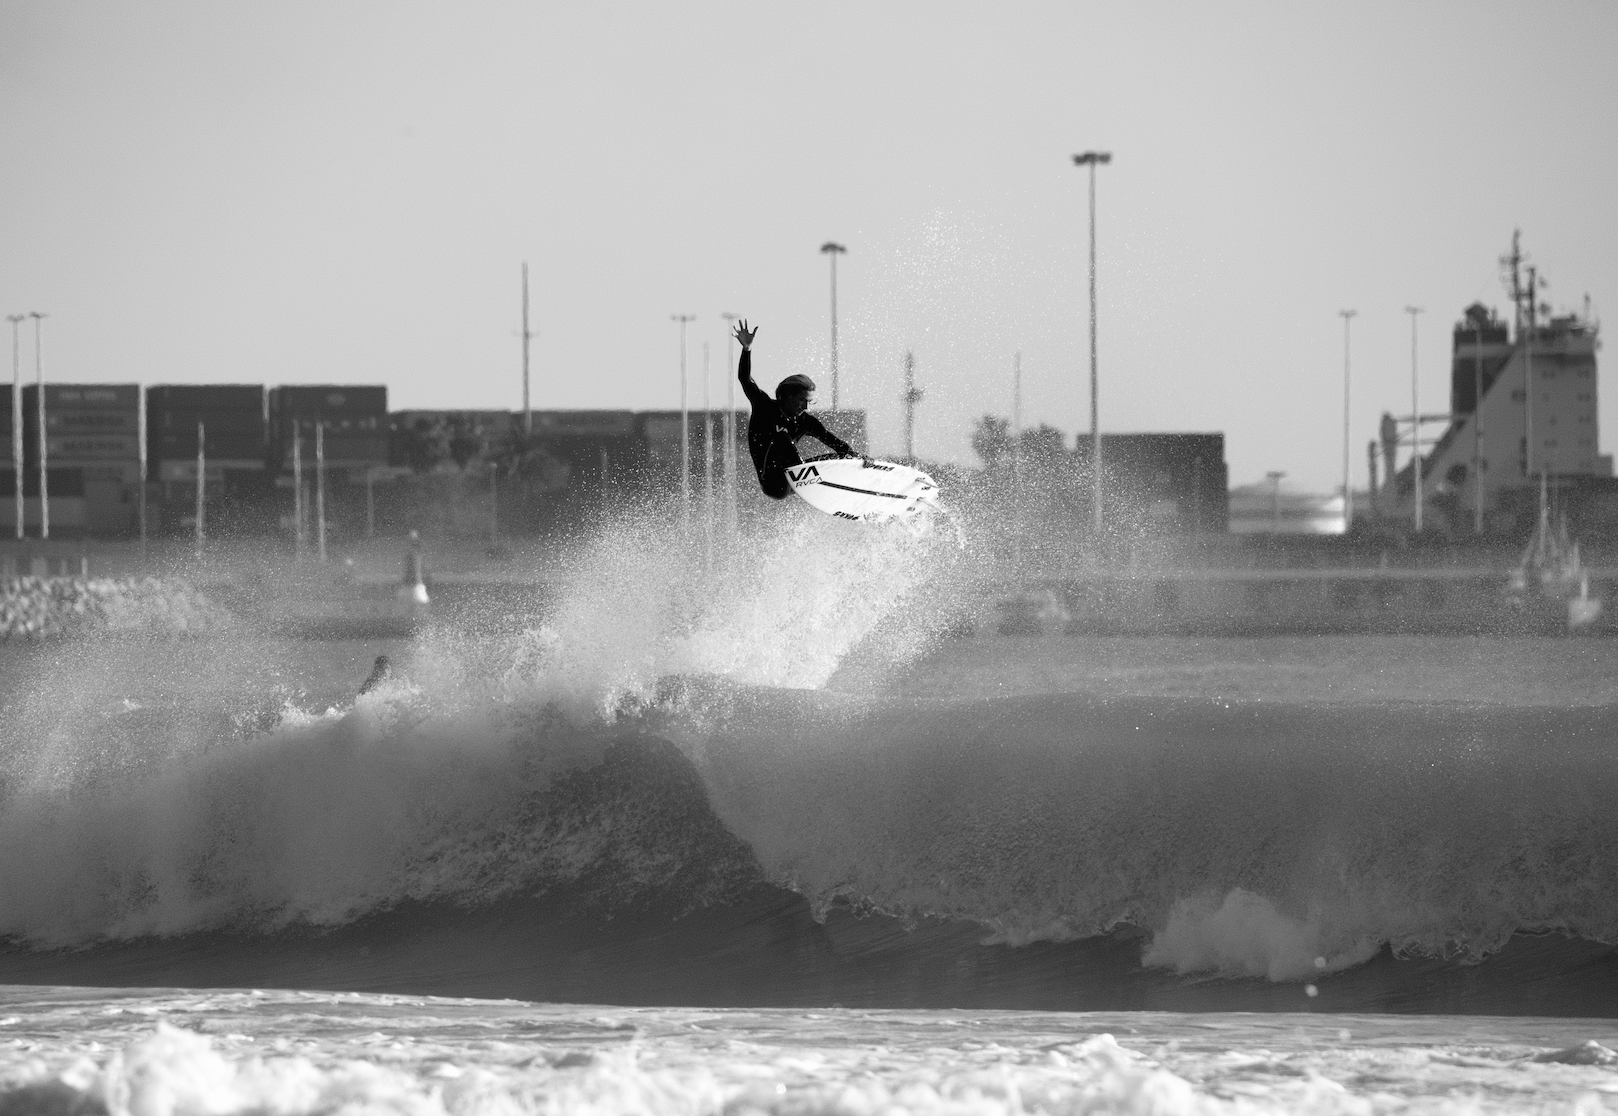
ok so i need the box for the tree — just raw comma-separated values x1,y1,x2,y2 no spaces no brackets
971,414,1013,471
447,417,485,470
1019,424,1068,471
395,417,451,474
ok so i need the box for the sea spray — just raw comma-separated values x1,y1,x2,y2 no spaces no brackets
0,507,961,946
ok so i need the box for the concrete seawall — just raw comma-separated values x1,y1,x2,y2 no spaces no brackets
988,567,1612,636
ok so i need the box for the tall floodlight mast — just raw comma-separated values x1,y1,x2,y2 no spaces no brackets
1405,306,1424,532
820,243,847,410
1073,151,1111,540
702,340,714,570
7,315,23,539
28,313,47,539
671,314,696,531
1471,317,1486,534
1339,310,1357,531
521,262,533,437
720,312,740,537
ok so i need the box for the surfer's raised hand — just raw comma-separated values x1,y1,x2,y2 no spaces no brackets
732,319,757,350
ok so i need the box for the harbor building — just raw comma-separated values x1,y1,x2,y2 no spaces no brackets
1378,240,1609,535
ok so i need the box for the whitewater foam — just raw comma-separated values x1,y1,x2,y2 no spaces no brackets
1141,889,1383,981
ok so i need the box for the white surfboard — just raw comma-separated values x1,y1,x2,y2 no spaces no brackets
785,455,941,524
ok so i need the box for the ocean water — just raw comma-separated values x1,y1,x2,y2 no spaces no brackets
1,508,1616,1113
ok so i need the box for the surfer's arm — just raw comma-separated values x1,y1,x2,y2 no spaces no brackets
802,415,856,458
737,348,770,409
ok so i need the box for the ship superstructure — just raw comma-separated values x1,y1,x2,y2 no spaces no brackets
1381,233,1608,533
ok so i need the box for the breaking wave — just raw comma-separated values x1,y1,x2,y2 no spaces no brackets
0,509,1615,1013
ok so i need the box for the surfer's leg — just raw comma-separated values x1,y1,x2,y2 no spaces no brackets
759,469,793,500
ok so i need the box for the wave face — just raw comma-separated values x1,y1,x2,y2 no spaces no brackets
690,690,1618,978
0,512,1615,1013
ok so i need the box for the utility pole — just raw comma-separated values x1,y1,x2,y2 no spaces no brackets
720,312,740,537
1339,310,1356,532
137,385,148,560
1012,351,1023,577
820,242,847,410
1367,441,1379,512
702,340,714,571
1524,267,1537,481
671,314,696,531
29,312,47,539
315,420,327,562
489,461,499,547
1267,471,1286,534
195,422,206,558
7,315,22,540
521,262,533,438
1472,319,1485,534
292,423,304,559
901,351,923,461
1073,151,1111,539
1405,306,1424,533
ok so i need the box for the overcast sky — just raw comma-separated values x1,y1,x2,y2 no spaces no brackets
2,1,1614,489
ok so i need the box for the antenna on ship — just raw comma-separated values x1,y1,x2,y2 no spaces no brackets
1500,230,1525,337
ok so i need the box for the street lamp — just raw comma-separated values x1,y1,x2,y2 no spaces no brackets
1405,306,1424,533
28,312,47,539
7,315,22,540
820,242,847,410
1339,310,1356,532
1266,470,1286,534
1471,318,1486,534
671,313,696,531
520,261,533,438
720,312,740,537
1073,151,1111,540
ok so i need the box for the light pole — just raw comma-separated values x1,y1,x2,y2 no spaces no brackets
7,315,22,540
1405,306,1424,533
520,261,533,438
702,339,714,570
1524,266,1537,483
1472,318,1485,535
1339,310,1356,532
720,312,740,537
820,242,846,410
29,312,47,540
671,313,696,531
1073,151,1111,540
195,422,206,559
1012,351,1023,578
1266,470,1286,534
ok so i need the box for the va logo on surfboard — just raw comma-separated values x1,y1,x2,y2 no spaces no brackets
786,464,821,486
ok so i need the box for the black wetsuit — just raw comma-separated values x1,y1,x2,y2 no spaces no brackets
738,348,855,499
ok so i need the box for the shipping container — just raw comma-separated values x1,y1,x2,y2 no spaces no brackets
271,385,387,422
147,384,269,469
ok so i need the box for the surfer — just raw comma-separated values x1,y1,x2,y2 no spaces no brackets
732,319,864,499
357,654,392,695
